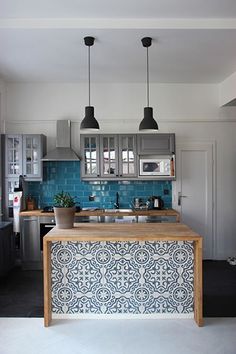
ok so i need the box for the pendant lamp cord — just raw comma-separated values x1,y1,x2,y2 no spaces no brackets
88,45,91,106
146,47,149,107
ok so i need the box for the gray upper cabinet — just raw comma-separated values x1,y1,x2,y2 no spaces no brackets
137,134,175,155
5,134,46,181
80,135,100,178
80,133,175,180
81,134,138,179
100,135,119,178
5,135,23,177
22,135,46,180
118,135,137,178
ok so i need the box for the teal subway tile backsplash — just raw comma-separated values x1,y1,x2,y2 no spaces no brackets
28,161,172,209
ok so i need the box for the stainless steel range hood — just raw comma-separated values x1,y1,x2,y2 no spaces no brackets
42,120,80,161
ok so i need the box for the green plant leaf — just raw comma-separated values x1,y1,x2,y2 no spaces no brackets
53,191,76,207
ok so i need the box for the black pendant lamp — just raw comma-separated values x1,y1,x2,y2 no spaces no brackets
139,37,158,131
80,36,100,130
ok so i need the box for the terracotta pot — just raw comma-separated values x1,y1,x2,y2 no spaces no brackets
53,206,75,229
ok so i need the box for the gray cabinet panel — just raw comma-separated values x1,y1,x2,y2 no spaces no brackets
4,178,20,220
5,135,23,177
22,135,45,180
5,134,46,181
100,135,119,177
80,135,100,178
137,134,175,155
119,135,138,178
81,134,138,179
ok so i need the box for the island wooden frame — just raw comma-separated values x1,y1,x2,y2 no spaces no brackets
43,223,202,327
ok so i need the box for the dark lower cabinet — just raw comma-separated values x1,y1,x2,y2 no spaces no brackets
0,221,15,277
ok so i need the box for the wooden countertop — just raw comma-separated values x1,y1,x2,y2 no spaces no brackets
44,222,201,242
20,208,180,218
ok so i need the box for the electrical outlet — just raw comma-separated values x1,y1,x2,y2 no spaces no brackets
89,195,95,201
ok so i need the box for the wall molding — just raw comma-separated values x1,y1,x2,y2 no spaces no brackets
1,18,236,30
4,118,236,125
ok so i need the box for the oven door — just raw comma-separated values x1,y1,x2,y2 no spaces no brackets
40,223,55,251
39,216,56,251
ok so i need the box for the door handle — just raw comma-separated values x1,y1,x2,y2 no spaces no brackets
178,192,188,206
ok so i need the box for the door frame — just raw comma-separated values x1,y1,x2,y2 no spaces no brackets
172,140,216,259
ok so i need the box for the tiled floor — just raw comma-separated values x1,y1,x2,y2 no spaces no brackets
0,318,236,354
0,267,43,317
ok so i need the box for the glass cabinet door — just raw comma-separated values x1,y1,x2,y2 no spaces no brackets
5,178,19,219
81,135,100,178
100,135,119,177
5,135,22,177
22,135,41,179
119,135,137,177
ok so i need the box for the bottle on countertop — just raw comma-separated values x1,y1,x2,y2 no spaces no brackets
38,195,41,210
26,195,35,211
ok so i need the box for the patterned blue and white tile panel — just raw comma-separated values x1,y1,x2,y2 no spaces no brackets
51,241,194,315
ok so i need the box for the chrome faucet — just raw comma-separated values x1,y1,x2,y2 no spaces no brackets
114,192,120,209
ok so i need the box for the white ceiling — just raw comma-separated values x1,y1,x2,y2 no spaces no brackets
1,0,236,83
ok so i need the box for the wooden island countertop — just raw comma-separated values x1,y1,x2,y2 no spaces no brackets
44,222,199,242
43,222,202,327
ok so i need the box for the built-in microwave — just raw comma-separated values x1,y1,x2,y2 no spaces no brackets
139,158,173,176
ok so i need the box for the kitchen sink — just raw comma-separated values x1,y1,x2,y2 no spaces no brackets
104,209,133,213
101,209,136,223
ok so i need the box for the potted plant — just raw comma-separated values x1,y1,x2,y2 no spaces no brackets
53,191,76,229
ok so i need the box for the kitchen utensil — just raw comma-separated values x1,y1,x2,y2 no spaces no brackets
134,198,142,209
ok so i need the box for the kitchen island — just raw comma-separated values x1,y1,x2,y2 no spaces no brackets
43,223,202,327
20,208,180,270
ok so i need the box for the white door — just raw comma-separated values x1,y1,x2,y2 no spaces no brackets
173,143,214,259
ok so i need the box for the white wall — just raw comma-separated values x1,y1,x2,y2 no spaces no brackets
4,82,236,259
0,79,7,217
0,79,7,134
219,71,236,106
